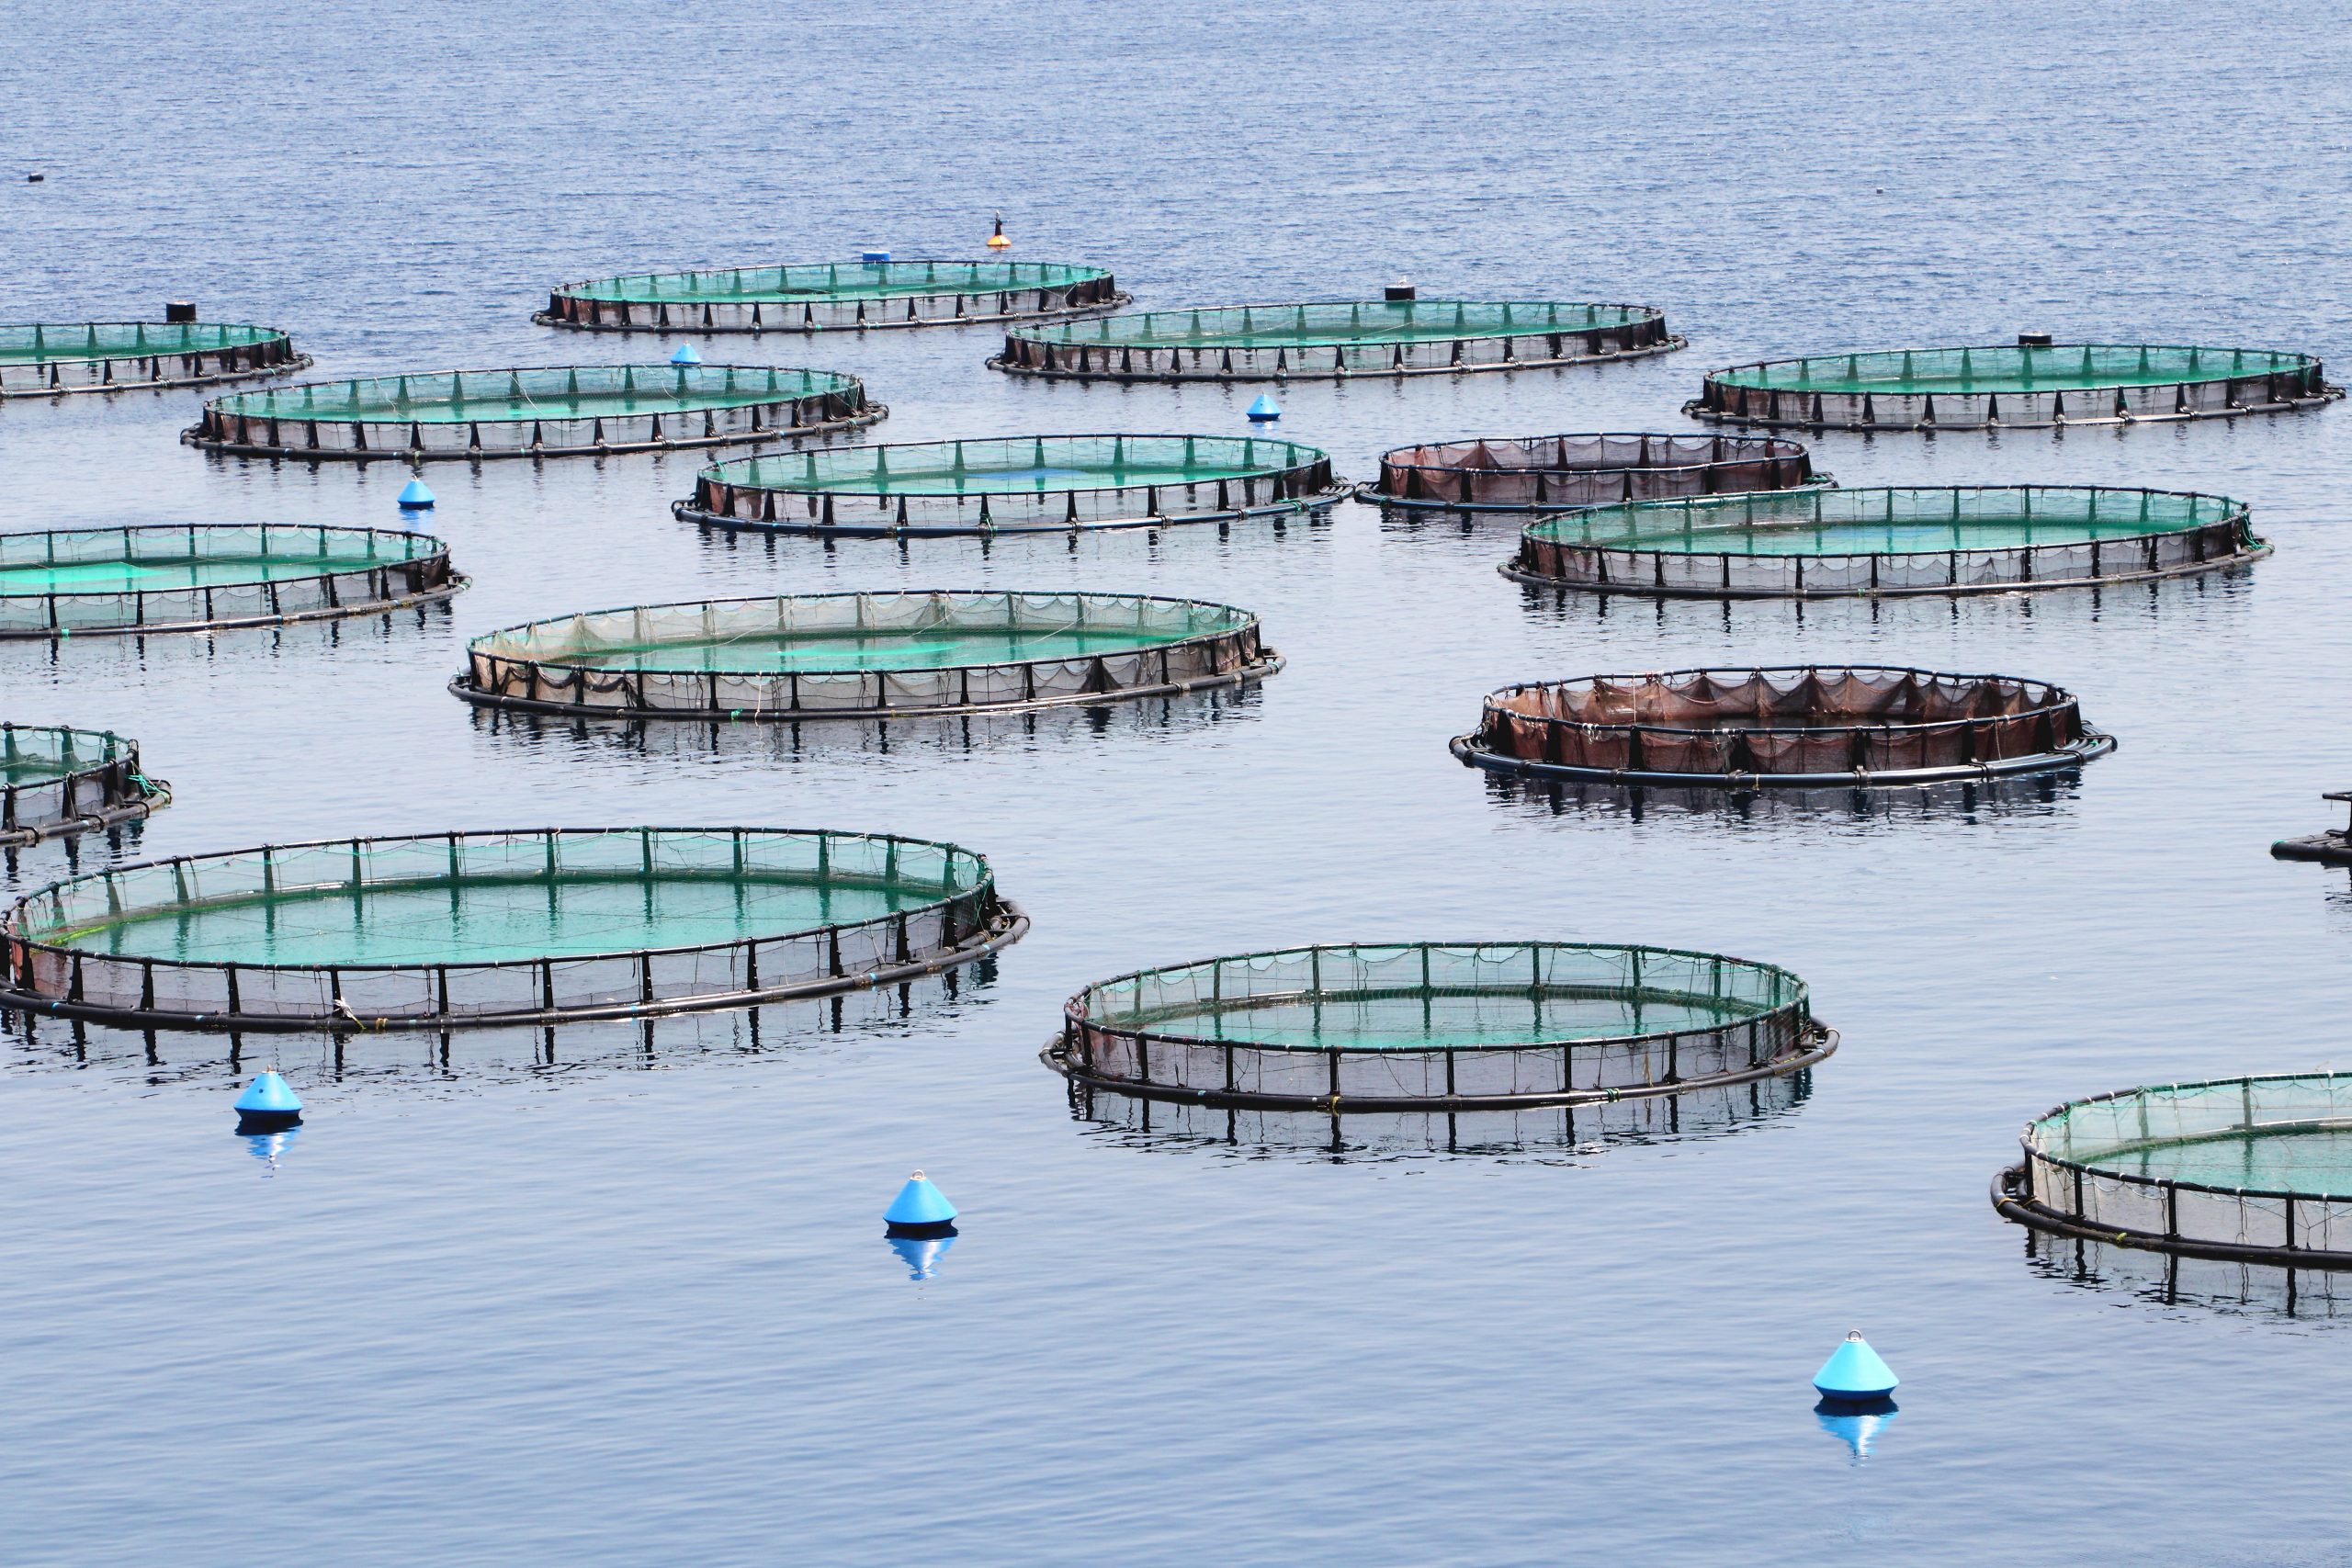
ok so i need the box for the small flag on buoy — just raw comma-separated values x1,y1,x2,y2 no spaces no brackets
396,478,435,510
1813,1331,1899,1402
884,1169,958,1235
1246,393,1282,423
669,343,702,367
233,1071,303,1134
987,212,1011,251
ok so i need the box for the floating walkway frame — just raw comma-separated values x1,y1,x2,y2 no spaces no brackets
2271,793,2352,866
1453,666,2113,789
184,364,880,461
990,300,1683,381
0,828,1027,1032
0,725,168,846
1996,1075,2352,1268
537,258,1127,333
1044,941,1831,1111
1364,431,1821,512
1690,340,2342,430
1505,484,2265,599
0,525,464,637
0,321,308,398
452,591,1279,721
677,434,1344,537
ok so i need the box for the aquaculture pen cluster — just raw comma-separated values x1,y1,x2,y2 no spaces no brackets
2,245,2345,1302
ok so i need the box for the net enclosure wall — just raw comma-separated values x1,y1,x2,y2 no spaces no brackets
1996,1075,2352,1268
538,259,1127,333
1454,666,2112,789
680,434,1343,537
1509,485,2263,599
0,726,167,846
1368,432,1820,511
1691,343,2342,430
991,300,1683,381
0,321,308,398
1046,941,1829,1111
0,525,463,637
455,591,1277,721
0,828,1026,1032
186,365,880,461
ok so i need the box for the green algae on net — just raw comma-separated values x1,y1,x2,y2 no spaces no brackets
1508,484,2264,599
537,257,1126,332
0,321,308,397
0,828,1027,1032
680,434,1343,536
1690,341,2341,429
991,299,1683,380
184,364,881,461
0,524,464,637
1046,941,1831,1111
454,590,1277,721
1996,1075,2352,1268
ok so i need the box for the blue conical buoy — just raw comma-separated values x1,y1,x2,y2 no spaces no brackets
669,343,702,367
1814,1331,1899,1401
884,1169,958,1235
887,1231,956,1280
1815,1396,1898,1462
1246,393,1282,423
396,478,435,510
233,1070,302,1134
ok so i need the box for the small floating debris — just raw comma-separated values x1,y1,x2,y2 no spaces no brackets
2271,792,2352,866
233,1071,303,1134
1813,1331,1898,1402
1246,393,1282,423
884,1169,958,1236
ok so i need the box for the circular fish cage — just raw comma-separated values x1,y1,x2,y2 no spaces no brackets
0,725,168,846
1996,1075,2352,1268
676,434,1343,537
183,364,880,462
1506,484,2264,599
0,321,308,398
1690,341,2342,430
1453,666,2114,790
1364,431,1822,512
0,524,464,637
990,300,1683,381
452,591,1279,721
537,258,1127,333
0,828,1027,1032
1044,941,1830,1111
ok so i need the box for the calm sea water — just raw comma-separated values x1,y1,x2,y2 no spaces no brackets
6,5,2352,1563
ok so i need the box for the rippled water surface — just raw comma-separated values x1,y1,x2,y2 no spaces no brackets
6,4,2352,1563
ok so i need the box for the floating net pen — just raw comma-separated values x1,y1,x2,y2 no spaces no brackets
1045,941,1830,1111
1506,484,2264,599
537,258,1128,333
0,524,464,637
0,828,1027,1032
1365,432,1822,512
454,591,1278,721
1690,341,2341,430
0,321,308,398
184,364,881,461
0,725,169,846
1996,1075,2352,1268
990,300,1682,382
1453,666,2114,790
676,433,1343,537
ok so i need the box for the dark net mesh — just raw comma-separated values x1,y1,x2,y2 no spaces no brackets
1370,432,1817,510
0,725,166,845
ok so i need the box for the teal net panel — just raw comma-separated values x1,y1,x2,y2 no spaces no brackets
1046,941,1828,1110
1510,484,2263,598
0,828,1027,1032
992,299,1682,381
0,321,308,397
185,364,880,461
1691,341,2341,429
0,524,464,637
680,433,1343,536
0,724,168,845
1997,1075,2352,1267
456,591,1276,720
539,258,1126,332
1368,431,1822,511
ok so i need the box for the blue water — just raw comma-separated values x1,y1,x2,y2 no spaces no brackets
6,4,2352,1563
